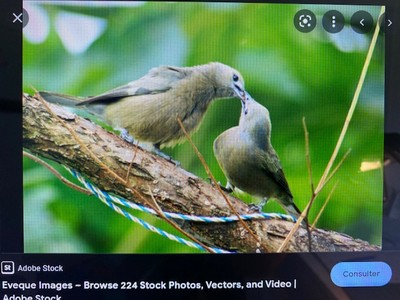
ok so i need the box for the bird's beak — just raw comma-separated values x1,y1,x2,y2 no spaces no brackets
233,83,246,100
241,91,249,115
233,83,247,112
232,82,247,114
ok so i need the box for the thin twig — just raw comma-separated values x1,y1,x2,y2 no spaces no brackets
322,149,351,191
311,182,338,230
277,194,315,253
147,185,167,219
301,117,314,251
177,117,265,251
125,140,139,183
303,117,314,195
23,150,91,195
306,149,350,221
278,119,316,253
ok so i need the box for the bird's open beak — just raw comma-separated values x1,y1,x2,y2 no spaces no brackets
232,83,247,114
233,83,246,100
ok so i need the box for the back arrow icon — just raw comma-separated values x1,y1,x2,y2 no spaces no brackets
360,18,365,26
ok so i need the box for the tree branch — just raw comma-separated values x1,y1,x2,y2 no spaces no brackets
22,94,380,253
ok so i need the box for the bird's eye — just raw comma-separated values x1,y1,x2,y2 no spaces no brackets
233,74,239,82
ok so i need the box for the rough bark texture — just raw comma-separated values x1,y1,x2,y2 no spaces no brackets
22,94,380,253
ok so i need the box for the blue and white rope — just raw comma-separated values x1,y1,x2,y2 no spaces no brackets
68,168,297,224
65,167,296,252
67,168,230,253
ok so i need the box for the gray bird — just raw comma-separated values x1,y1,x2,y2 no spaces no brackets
213,93,302,219
39,62,246,153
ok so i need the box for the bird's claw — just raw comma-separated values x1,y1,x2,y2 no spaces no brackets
248,204,262,213
248,199,267,213
208,179,234,193
120,128,135,144
153,148,181,166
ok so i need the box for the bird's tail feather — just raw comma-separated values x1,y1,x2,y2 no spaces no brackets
38,91,105,116
284,203,308,225
39,91,84,107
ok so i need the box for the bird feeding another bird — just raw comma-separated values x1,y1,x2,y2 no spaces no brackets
213,92,303,220
39,62,247,156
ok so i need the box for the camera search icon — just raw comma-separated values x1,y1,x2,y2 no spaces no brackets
1,261,15,275
294,9,316,33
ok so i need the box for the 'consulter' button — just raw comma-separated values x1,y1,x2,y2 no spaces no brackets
331,262,392,287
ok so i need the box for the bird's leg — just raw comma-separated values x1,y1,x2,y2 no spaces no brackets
224,181,235,193
208,179,234,193
118,129,180,166
119,128,135,144
249,198,268,213
152,143,181,166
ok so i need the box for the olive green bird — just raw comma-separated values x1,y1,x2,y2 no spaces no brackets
213,92,302,219
40,62,246,152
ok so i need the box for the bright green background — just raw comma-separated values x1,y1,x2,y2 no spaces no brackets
23,2,384,253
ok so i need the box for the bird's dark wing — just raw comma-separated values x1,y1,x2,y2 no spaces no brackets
77,66,189,105
257,149,293,198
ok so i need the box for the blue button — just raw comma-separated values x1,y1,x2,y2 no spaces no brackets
331,262,392,287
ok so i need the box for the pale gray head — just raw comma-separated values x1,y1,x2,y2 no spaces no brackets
211,62,246,100
239,92,271,132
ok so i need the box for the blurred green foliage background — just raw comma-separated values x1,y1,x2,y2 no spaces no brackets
23,2,384,253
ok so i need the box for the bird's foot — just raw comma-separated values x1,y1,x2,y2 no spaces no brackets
120,128,135,144
248,204,262,213
220,184,234,193
248,199,267,213
208,179,234,193
118,130,180,166
153,148,181,166
225,182,235,193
